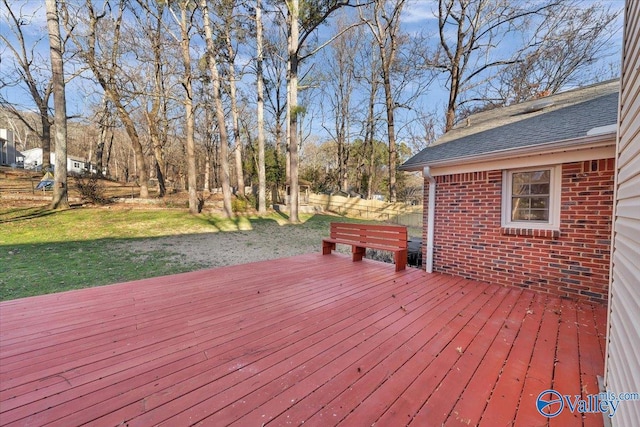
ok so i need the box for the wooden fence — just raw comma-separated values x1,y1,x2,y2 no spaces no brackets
307,193,423,228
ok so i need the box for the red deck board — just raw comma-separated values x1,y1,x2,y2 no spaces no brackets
5,262,397,425
478,290,544,426
444,291,546,426
577,304,608,427
0,253,606,426
139,270,446,426
549,299,584,427
170,280,451,426
272,283,480,423
406,288,531,426
44,263,423,426
512,296,563,426
311,279,489,424
330,281,497,426
218,275,465,427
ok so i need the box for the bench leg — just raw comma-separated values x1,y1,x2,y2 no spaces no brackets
352,246,365,262
322,241,335,255
394,249,408,271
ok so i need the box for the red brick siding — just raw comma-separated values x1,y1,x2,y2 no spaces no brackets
422,160,614,303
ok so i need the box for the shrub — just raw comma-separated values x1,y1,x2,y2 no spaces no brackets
231,194,257,213
74,174,109,204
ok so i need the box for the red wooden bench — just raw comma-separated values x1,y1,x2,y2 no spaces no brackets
322,222,408,271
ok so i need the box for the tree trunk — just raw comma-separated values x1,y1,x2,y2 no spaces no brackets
147,4,167,197
366,0,404,203
256,0,267,213
40,107,52,171
224,26,245,198
45,0,69,209
381,64,397,202
113,101,149,197
153,143,167,197
274,119,283,204
96,126,105,176
95,98,109,177
200,0,233,217
79,0,149,198
287,0,300,223
365,66,377,200
204,150,210,192
105,132,113,177
178,3,198,214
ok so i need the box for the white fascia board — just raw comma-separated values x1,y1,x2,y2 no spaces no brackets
409,133,616,176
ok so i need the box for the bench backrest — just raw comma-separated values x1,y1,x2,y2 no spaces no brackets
330,222,408,249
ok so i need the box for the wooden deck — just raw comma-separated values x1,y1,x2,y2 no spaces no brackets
0,253,607,426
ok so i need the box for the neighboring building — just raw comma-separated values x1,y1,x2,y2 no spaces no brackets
604,1,640,425
0,129,21,166
401,80,619,304
22,147,93,174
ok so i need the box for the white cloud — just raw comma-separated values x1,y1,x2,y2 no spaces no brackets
402,0,437,25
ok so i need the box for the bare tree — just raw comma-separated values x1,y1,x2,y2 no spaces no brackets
490,2,621,105
200,0,233,217
320,15,360,193
285,0,301,222
361,0,405,202
433,0,537,131
1,1,53,171
262,25,288,201
256,0,267,213
135,0,171,197
66,0,150,198
282,0,354,223
94,96,115,177
215,0,246,197
45,0,69,209
429,0,619,131
167,1,199,213
358,42,381,200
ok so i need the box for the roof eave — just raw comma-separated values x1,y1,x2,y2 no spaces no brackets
400,132,616,172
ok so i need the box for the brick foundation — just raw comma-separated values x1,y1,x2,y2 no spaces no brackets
423,159,614,303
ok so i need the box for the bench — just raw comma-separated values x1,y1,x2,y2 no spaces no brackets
322,222,408,271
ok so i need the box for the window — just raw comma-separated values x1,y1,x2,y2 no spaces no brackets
73,162,80,168
502,165,561,230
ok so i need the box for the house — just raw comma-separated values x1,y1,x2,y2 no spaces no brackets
401,79,619,304
604,1,640,425
0,128,22,166
21,147,92,174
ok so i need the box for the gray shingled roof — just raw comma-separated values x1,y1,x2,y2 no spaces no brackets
401,80,619,170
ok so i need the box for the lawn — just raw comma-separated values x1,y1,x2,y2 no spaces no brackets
0,206,378,301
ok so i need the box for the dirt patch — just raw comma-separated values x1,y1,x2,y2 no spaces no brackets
114,220,353,270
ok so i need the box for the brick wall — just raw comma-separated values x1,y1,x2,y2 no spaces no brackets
423,159,614,303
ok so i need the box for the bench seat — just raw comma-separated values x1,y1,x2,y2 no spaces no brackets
322,222,408,271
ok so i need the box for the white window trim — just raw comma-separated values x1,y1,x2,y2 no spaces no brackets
501,165,561,230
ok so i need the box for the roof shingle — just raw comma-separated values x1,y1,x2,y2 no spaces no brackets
402,80,619,170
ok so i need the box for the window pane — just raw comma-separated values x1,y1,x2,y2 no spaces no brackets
512,208,529,221
529,209,549,221
530,183,550,195
531,197,548,209
513,183,529,195
510,169,551,223
530,170,550,183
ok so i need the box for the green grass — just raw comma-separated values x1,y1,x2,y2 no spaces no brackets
0,206,417,301
0,206,267,244
0,207,344,301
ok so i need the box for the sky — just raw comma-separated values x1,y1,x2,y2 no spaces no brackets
0,0,626,154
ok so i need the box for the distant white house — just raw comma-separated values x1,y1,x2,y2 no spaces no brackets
22,148,93,174
0,129,22,166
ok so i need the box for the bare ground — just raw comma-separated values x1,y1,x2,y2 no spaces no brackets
113,219,355,270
